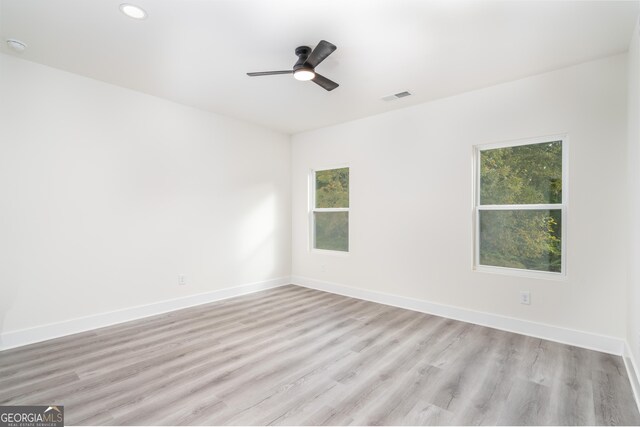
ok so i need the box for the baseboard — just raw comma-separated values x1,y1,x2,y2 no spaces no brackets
0,276,291,351
291,275,625,356
2,275,626,358
624,342,640,414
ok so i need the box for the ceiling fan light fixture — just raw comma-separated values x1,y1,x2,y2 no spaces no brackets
247,40,338,91
294,68,315,81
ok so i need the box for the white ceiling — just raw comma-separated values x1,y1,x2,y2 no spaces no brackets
1,0,638,134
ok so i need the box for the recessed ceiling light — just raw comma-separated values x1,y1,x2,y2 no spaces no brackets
119,4,147,19
6,39,27,53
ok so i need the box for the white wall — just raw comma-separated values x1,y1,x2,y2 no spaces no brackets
0,53,291,335
292,54,628,340
0,47,632,352
627,18,640,370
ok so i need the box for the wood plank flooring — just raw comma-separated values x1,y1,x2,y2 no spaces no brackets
1,285,638,425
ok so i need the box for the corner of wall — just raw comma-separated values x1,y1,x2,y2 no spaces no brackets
626,15,640,418
627,11,640,393
625,342,640,415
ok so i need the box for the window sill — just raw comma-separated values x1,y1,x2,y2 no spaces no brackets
474,265,567,281
311,248,350,257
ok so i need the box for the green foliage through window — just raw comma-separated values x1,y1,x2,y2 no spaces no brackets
315,168,349,208
314,167,349,252
480,210,562,272
480,141,562,205
478,140,563,273
315,211,349,251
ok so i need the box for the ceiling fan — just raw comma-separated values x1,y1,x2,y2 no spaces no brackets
247,40,339,91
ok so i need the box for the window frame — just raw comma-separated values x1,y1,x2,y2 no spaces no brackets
310,165,351,255
473,135,568,280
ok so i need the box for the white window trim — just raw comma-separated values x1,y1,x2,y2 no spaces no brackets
309,166,351,255
473,134,568,280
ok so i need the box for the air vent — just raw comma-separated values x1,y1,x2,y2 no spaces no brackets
382,91,412,101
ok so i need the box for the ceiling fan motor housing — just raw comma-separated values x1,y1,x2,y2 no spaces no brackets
294,46,312,70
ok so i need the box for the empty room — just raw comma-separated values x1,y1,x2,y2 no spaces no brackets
1,0,640,426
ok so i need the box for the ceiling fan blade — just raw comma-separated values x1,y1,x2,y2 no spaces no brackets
247,70,293,76
312,73,339,91
305,40,336,68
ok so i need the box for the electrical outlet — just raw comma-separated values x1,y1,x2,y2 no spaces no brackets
178,274,187,286
520,291,531,305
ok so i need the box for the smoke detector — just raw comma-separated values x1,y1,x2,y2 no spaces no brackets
6,39,27,53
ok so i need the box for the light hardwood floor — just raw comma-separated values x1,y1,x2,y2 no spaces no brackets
1,285,639,426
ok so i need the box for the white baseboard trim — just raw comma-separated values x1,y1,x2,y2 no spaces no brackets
0,276,291,351
291,275,625,356
624,342,640,414
2,274,626,359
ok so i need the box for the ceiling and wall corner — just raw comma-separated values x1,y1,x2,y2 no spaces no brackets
0,0,637,134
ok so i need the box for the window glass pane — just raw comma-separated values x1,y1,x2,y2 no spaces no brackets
480,141,562,205
479,209,561,272
315,168,349,208
314,211,348,251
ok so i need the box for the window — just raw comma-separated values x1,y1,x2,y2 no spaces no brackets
312,167,349,252
475,137,566,276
